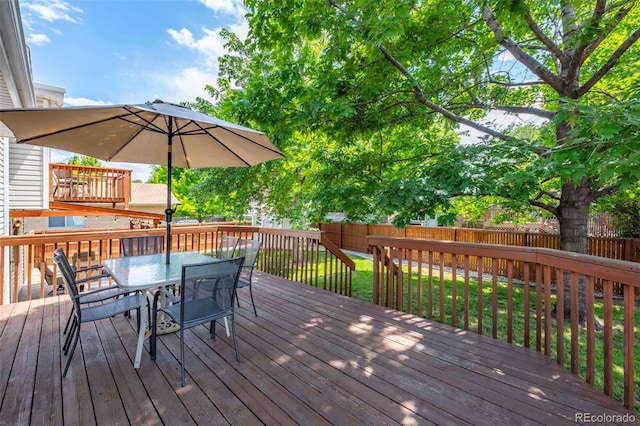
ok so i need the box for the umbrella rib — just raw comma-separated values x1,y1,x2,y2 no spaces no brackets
16,110,141,144
121,106,169,135
124,106,283,165
103,123,147,161
192,121,283,166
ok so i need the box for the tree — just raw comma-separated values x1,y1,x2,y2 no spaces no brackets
596,183,640,238
212,1,640,320
148,165,230,222
67,155,102,167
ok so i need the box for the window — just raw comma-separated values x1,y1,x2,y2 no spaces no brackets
48,216,85,228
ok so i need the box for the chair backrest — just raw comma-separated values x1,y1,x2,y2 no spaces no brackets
216,235,239,259
72,250,96,268
179,257,245,323
53,168,72,183
52,249,73,278
53,253,81,311
42,264,64,287
235,239,261,269
54,247,78,273
120,235,164,257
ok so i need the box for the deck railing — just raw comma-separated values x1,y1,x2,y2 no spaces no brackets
319,223,640,296
50,163,131,206
0,225,354,305
368,235,639,410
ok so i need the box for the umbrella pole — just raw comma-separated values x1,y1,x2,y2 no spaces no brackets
165,125,173,264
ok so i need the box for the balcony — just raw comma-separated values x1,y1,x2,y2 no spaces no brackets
50,163,132,208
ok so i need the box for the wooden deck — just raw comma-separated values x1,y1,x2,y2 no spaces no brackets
0,272,634,425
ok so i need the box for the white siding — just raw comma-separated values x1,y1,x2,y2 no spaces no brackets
9,141,47,209
0,71,15,108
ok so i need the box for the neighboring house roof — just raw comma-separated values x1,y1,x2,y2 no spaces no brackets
130,183,179,206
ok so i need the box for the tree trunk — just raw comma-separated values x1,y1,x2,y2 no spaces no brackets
555,178,591,323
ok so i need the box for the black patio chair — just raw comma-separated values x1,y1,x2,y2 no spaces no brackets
214,235,239,259
150,256,244,386
54,253,143,377
234,238,262,316
120,235,164,257
50,248,105,294
53,248,128,335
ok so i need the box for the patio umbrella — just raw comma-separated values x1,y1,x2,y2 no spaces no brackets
0,99,284,263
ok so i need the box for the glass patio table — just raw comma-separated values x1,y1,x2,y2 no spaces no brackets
102,251,216,368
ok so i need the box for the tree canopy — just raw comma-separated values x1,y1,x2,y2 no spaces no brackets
199,0,639,245
67,155,102,167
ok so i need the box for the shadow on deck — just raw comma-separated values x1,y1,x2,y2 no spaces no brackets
0,272,634,425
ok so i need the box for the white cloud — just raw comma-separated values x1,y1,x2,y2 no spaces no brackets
163,1,250,104
26,33,50,46
199,0,246,20
22,0,83,23
150,67,216,104
167,0,249,64
168,27,227,65
230,19,249,40
63,97,111,106
167,28,196,47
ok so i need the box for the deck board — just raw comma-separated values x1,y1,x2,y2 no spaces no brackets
0,271,635,425
31,296,63,426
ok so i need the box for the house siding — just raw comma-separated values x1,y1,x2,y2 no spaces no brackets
9,141,46,209
0,0,38,303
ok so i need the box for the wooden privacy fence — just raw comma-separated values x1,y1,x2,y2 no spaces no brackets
318,223,640,295
0,225,354,304
368,236,639,410
318,223,640,260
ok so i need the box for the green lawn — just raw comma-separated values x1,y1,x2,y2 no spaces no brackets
348,254,640,412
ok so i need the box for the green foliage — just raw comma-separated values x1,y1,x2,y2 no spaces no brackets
203,0,640,251
148,165,226,222
67,155,102,167
554,98,640,189
596,183,640,238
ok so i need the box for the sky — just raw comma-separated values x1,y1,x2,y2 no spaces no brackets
19,0,249,181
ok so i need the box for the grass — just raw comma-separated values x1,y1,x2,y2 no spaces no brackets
347,253,640,413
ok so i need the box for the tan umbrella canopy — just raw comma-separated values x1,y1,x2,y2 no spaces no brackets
0,99,284,262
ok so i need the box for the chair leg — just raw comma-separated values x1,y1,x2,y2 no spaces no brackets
248,283,257,316
179,327,186,387
63,316,77,354
63,322,81,377
63,308,74,334
230,314,240,362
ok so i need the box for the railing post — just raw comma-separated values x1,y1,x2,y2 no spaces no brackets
623,284,635,408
